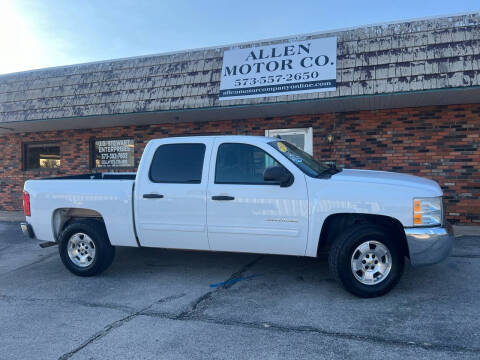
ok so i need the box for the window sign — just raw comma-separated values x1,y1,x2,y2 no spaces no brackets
220,37,337,100
94,139,134,168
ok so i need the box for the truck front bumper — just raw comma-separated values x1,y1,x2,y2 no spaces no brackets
404,224,454,266
20,222,36,239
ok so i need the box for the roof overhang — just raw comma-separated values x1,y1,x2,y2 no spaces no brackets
1,86,479,135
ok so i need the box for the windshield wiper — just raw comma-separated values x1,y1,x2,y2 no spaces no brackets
316,165,341,178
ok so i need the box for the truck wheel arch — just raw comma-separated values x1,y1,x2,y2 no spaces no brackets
317,213,409,258
52,208,105,242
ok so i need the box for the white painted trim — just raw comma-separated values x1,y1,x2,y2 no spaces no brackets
265,127,313,155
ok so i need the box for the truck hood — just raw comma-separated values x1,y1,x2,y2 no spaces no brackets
331,169,442,196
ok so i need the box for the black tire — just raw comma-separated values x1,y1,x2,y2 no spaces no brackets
58,219,115,276
328,223,404,298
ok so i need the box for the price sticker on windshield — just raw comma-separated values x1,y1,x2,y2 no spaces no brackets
277,142,288,152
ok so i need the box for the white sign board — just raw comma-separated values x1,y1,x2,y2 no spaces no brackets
94,139,135,168
219,37,337,100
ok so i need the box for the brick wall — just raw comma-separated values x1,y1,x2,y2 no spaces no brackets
0,103,478,224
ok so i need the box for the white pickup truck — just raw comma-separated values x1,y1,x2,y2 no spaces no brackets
21,135,453,297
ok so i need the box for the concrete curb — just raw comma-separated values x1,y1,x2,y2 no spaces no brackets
0,211,25,222
452,225,480,237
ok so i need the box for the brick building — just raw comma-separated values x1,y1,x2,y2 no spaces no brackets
0,13,479,223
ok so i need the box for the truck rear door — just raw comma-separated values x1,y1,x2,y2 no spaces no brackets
134,138,212,250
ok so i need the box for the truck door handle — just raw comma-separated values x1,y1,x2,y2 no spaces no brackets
143,193,164,199
212,195,235,201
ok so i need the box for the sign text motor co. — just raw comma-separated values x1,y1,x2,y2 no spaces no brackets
223,43,332,76
219,37,337,100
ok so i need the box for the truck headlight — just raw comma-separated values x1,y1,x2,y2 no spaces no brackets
413,197,443,226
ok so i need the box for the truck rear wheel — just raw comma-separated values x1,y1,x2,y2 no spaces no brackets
328,223,404,298
59,220,115,276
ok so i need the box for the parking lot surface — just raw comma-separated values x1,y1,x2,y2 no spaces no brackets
1,220,479,359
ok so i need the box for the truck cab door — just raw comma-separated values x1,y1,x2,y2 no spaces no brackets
134,138,212,250
206,139,309,256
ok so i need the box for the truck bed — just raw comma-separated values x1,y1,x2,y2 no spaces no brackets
24,177,138,247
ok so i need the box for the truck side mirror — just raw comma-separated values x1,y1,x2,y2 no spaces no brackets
264,166,293,187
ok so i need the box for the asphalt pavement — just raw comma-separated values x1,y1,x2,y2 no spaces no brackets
1,220,479,359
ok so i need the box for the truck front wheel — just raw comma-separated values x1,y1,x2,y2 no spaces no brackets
328,224,404,298
58,220,115,276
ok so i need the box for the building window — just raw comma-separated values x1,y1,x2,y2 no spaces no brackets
265,127,313,155
149,143,206,183
92,138,135,169
23,143,61,170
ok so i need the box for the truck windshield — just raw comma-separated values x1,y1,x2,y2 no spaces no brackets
268,140,340,178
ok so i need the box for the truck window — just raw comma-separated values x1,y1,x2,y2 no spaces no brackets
149,143,206,183
215,143,284,184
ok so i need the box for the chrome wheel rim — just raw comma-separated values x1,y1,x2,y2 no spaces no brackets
67,233,96,268
351,240,392,285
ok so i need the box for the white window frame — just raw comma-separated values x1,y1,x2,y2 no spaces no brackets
265,127,313,155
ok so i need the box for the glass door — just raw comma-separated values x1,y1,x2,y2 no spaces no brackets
265,127,313,155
